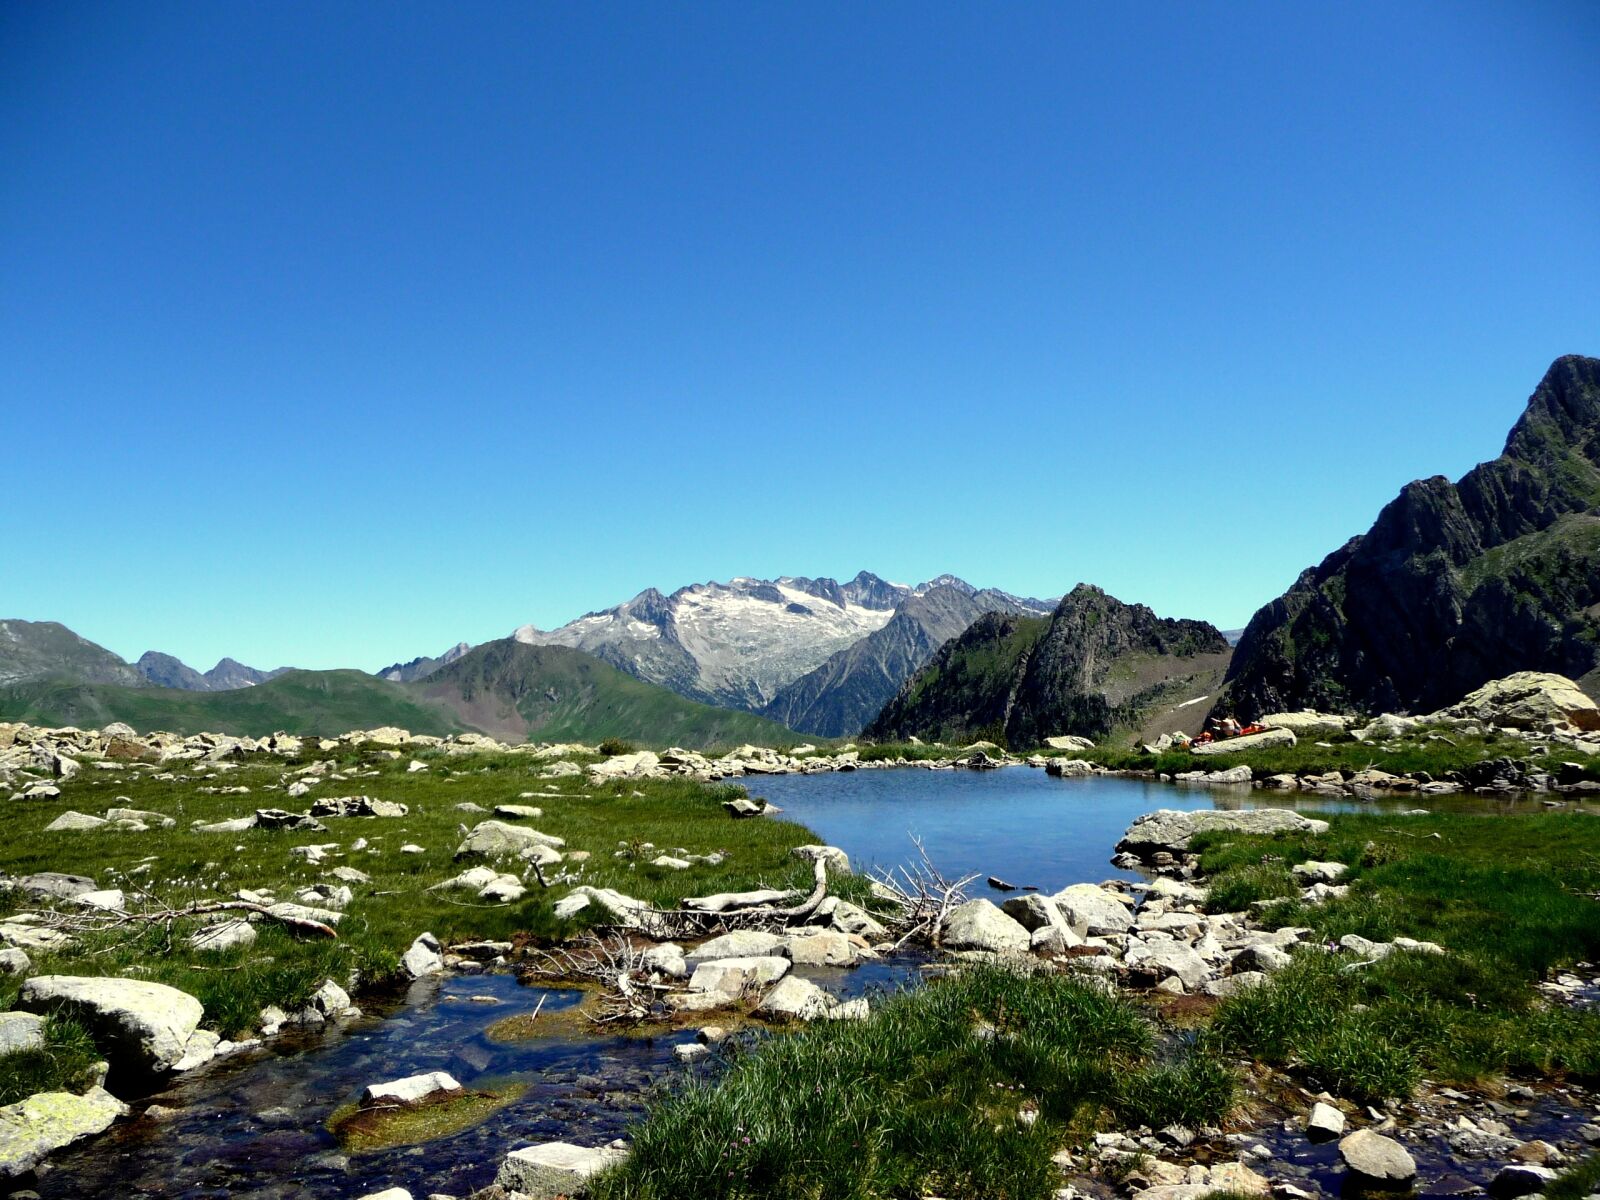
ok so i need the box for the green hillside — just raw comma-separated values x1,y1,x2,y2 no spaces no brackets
414,639,803,750
0,670,464,738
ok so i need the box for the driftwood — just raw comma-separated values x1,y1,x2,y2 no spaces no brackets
871,837,979,952
32,897,338,941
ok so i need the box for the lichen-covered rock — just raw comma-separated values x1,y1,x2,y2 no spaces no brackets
18,976,204,1074
0,1087,128,1178
1435,671,1600,731
453,820,564,860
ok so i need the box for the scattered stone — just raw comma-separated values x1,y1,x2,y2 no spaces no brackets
454,820,564,860
1338,1128,1417,1187
45,811,108,832
756,975,835,1021
1306,1101,1346,1141
190,920,257,953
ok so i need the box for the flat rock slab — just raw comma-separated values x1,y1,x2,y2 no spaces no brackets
496,1141,630,1199
19,975,204,1074
1118,809,1329,858
1190,727,1297,755
687,956,790,997
0,1087,129,1179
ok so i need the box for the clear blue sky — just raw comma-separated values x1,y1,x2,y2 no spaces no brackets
4,2,1598,672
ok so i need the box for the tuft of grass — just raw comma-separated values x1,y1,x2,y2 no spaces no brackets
1545,1153,1600,1200
589,965,1234,1200
1202,862,1298,914
0,1016,102,1105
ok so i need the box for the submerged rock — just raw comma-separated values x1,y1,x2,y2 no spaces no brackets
495,1140,630,1199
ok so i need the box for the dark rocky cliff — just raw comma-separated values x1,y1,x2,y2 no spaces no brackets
1217,355,1600,718
865,585,1230,747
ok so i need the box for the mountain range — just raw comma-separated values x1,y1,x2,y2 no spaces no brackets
4,356,1596,748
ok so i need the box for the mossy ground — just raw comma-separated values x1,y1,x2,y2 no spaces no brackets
0,743,871,1084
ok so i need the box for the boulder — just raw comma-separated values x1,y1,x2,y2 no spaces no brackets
0,948,30,975
1191,727,1296,755
0,1012,45,1055
1046,757,1096,778
641,943,688,978
10,872,97,900
1001,893,1069,932
785,929,866,966
685,931,789,964
1489,1164,1559,1197
686,956,789,998
1125,939,1211,990
1306,1101,1346,1141
941,899,1031,953
495,1141,629,1199
1260,711,1353,735
1051,884,1135,936
401,932,445,978
454,820,564,860
1435,671,1600,731
1117,809,1328,859
1045,735,1096,751
362,1071,462,1105
1293,860,1348,883
756,975,835,1021
0,1087,129,1179
1339,1129,1417,1187
18,975,204,1075
45,811,108,832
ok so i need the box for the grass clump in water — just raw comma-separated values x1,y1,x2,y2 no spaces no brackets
589,965,1235,1200
327,1082,528,1152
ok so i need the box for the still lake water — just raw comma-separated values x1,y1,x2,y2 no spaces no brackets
751,766,1424,889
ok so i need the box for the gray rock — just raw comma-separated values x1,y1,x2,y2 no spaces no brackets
454,820,564,860
791,844,851,873
1293,860,1349,883
686,956,789,998
1338,1128,1417,1186
0,1012,45,1054
0,1087,129,1179
685,931,789,964
756,975,835,1021
495,1141,629,1199
1051,884,1135,935
0,948,30,975
10,872,97,900
1488,1164,1558,1197
1232,944,1293,973
363,1071,462,1105
941,899,1030,953
786,929,867,966
641,943,688,979
1306,1101,1345,1141
401,932,445,978
189,920,257,953
18,975,204,1074
45,811,108,832
1190,727,1296,755
1118,809,1329,859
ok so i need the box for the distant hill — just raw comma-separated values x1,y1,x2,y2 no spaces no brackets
759,585,1053,736
1219,354,1600,718
0,630,803,750
0,670,464,738
135,651,290,691
0,620,147,688
413,639,802,748
865,585,1232,748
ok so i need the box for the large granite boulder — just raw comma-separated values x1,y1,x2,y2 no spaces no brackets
1051,883,1135,935
19,975,204,1075
940,899,1030,953
1117,809,1328,860
1339,1129,1417,1187
1433,671,1600,731
1190,727,1296,755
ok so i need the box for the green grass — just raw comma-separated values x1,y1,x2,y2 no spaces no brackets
590,965,1235,1200
0,1016,102,1105
1546,1153,1600,1200
1197,811,1600,1096
1061,726,1600,779
0,745,866,1067
0,670,465,738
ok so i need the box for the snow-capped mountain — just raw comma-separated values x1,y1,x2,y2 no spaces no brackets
377,641,472,683
512,571,1049,714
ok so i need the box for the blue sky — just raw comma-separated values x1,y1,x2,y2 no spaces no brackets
4,2,1598,672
